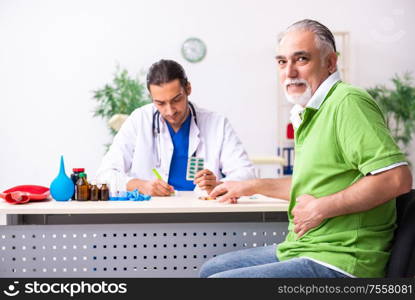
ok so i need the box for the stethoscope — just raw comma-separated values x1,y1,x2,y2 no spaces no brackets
152,101,198,169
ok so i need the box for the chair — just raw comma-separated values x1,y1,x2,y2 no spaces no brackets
386,189,415,277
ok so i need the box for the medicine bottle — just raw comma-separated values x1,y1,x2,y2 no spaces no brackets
76,173,89,201
100,183,109,201
90,182,100,201
71,168,85,200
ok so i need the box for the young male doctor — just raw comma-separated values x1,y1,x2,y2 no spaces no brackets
96,59,256,196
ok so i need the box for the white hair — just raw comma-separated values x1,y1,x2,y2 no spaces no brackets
278,19,337,63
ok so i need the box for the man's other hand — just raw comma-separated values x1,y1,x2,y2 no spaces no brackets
209,180,254,204
292,194,325,238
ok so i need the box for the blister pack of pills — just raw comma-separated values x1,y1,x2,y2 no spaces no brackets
186,157,204,180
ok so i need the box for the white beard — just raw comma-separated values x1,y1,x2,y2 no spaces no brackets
283,79,312,107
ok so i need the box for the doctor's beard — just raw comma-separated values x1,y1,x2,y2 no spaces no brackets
283,78,312,107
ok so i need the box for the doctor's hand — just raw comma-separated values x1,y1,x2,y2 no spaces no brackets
128,178,173,196
292,194,325,238
144,179,174,196
209,180,255,204
194,169,219,194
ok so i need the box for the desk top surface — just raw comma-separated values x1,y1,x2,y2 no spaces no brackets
0,192,289,214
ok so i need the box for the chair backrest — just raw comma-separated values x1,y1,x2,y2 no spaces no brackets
386,189,415,277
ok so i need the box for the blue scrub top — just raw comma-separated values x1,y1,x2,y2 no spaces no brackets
166,114,196,191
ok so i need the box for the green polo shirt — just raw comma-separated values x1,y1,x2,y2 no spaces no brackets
276,81,407,278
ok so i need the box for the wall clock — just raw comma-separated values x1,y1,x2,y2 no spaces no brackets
181,37,207,63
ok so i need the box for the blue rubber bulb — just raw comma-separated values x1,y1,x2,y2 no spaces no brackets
50,155,74,201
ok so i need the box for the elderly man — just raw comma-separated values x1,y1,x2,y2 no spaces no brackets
199,19,412,278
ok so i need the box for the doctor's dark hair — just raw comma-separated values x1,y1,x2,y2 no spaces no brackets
146,59,189,90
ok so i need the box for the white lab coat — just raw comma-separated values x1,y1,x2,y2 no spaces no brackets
96,103,256,191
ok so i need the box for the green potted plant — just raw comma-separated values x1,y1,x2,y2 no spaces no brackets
92,66,150,148
366,73,415,156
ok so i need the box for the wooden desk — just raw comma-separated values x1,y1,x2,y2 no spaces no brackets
0,192,289,278
0,191,288,214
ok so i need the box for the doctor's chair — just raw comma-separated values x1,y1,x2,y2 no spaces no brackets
386,189,415,277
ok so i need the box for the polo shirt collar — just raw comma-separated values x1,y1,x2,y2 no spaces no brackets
290,71,341,128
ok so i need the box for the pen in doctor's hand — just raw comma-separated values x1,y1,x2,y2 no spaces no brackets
152,168,163,180
152,169,174,193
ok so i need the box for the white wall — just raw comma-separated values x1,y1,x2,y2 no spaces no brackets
1,0,414,194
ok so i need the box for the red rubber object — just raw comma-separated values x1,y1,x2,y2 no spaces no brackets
0,185,50,204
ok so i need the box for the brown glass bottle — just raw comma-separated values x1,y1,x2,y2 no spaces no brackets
90,183,100,201
70,168,85,200
76,173,89,201
100,183,109,201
